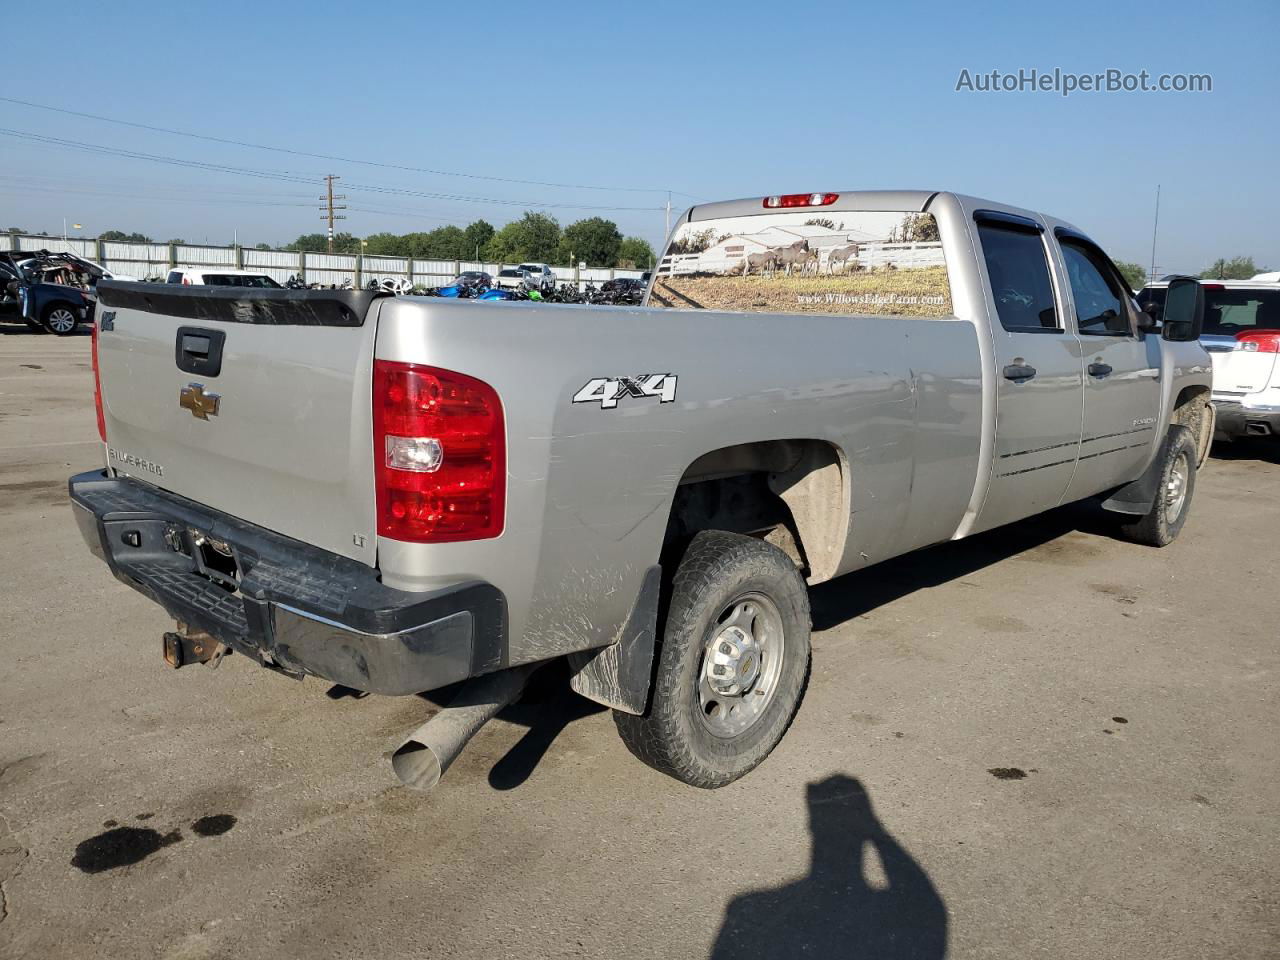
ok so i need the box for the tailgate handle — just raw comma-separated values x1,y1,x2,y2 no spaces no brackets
175,326,226,377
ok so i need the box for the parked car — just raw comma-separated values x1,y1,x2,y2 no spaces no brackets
1138,277,1280,440
165,269,281,288
598,277,646,304
0,252,93,335
494,267,533,290
73,189,1211,792
517,262,556,294
16,251,139,285
451,271,492,290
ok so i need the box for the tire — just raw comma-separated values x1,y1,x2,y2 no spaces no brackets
1120,425,1197,547
614,530,811,788
42,303,81,336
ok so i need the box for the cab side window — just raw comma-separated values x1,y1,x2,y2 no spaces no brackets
976,223,1059,332
1061,241,1131,336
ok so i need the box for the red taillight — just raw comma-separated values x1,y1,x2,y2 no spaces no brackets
763,192,839,208
372,361,505,543
1236,330,1280,353
91,320,106,441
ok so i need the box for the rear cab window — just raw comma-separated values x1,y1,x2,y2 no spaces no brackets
648,209,952,317
1139,285,1280,335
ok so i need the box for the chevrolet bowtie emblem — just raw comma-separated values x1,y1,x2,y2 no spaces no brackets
179,382,221,420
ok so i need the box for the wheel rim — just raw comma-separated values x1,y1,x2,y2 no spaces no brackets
696,592,785,738
1166,451,1190,523
47,308,76,333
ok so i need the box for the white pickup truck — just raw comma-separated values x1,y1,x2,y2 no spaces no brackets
71,189,1213,790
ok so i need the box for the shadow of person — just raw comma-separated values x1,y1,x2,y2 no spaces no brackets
710,775,947,959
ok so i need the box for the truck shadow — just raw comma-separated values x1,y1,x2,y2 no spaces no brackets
810,500,1115,630
709,774,947,959
405,663,606,791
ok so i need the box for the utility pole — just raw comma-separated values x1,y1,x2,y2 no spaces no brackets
1148,184,1161,284
320,175,347,254
664,191,671,244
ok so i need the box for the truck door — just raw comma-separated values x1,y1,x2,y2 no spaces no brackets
1055,233,1163,502
973,212,1085,531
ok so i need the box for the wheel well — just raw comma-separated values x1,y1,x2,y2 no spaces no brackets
1172,385,1213,467
664,440,849,584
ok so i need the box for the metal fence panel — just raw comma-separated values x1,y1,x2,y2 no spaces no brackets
2,233,648,291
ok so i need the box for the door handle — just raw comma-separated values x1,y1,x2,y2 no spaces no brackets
1088,362,1113,379
175,326,226,377
1003,363,1037,383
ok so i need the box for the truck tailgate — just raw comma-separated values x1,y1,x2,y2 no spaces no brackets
94,283,386,565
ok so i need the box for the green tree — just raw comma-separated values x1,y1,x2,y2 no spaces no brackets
100,229,153,243
489,211,561,263
559,217,622,267
617,236,656,269
363,232,410,256
1200,256,1266,280
1114,260,1148,291
285,232,359,254
463,220,495,260
253,242,272,251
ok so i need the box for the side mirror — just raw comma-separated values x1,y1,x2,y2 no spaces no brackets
1161,278,1204,342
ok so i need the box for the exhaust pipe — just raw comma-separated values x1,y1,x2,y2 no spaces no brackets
391,664,537,791
1246,421,1272,437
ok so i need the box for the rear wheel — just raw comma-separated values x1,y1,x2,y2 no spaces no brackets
42,303,80,336
1120,425,1197,547
613,530,811,788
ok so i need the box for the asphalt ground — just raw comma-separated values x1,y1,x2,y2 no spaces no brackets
1,325,1276,959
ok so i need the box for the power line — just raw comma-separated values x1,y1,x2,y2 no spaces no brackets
0,94,704,199
0,128,666,212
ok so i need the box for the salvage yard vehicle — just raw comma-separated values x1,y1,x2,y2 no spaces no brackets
71,190,1213,791
165,268,281,288
0,252,93,334
493,266,533,290
516,262,556,294
1139,277,1280,440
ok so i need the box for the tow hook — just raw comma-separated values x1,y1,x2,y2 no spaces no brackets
162,624,229,670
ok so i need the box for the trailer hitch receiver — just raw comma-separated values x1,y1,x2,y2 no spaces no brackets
162,624,229,669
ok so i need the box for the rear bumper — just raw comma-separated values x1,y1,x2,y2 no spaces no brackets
69,470,507,695
1212,399,1280,438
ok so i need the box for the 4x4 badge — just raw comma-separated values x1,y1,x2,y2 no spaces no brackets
573,374,677,409
179,383,221,420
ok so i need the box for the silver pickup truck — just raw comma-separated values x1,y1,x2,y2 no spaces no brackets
71,190,1213,790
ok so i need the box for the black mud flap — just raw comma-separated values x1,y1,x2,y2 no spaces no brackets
1100,429,1171,516
568,565,661,715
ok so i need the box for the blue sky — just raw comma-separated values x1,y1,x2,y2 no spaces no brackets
2,0,1275,274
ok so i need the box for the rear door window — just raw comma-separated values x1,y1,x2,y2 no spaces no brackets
974,223,1059,331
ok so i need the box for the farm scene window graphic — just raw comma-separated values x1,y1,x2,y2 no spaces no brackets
650,210,953,317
